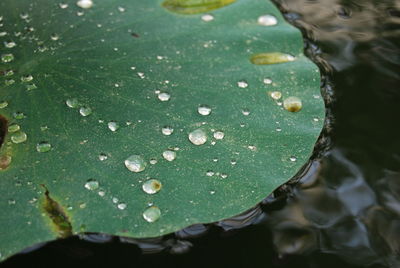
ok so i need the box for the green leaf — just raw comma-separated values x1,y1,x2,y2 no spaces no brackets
0,0,325,260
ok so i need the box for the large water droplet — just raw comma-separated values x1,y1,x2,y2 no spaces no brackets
79,106,92,116
36,142,52,153
11,131,27,144
1,53,14,63
76,0,93,9
283,97,302,112
198,105,212,116
124,155,147,173
161,126,174,136
143,206,161,223
162,150,176,161
188,129,207,145
250,52,295,65
85,179,99,190
257,14,278,26
142,179,162,194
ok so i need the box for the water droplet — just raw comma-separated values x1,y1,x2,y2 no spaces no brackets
107,121,119,132
8,199,16,205
143,206,161,223
13,111,25,119
59,2,69,8
0,101,8,109
283,97,302,112
201,14,214,22
11,131,27,144
5,70,14,77
5,79,15,86
250,52,295,65
161,126,174,136
118,6,126,12
137,72,145,79
289,156,297,162
237,80,248,88
149,158,158,165
98,153,108,161
142,179,162,194
257,14,278,26
4,41,16,48
248,145,257,151
230,159,237,165
76,0,93,9
210,190,216,195
20,13,29,19
206,170,215,176
221,173,228,179
50,33,59,41
20,75,33,82
112,197,119,204
162,150,176,161
198,105,212,116
0,32,7,37
188,129,207,145
276,127,282,132
241,108,250,116
26,84,37,91
85,179,99,190
1,53,14,63
98,190,105,197
66,98,79,108
213,131,224,140
270,91,282,100
8,124,20,133
79,106,92,116
158,92,171,102
162,0,235,14
36,142,52,153
117,203,127,210
124,155,147,173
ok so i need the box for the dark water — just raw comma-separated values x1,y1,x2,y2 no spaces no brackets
3,0,400,267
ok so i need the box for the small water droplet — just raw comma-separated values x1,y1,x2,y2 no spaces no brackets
149,158,158,165
143,206,161,223
0,32,7,37
137,72,145,79
76,0,93,9
158,92,171,102
289,156,297,162
206,170,215,176
283,97,302,112
13,111,25,119
98,190,105,197
221,173,228,179
276,127,282,132
4,41,16,48
79,106,92,116
248,145,257,151
11,131,27,144
5,79,15,86
188,129,207,145
115,202,127,210
50,33,59,41
198,105,212,116
107,121,119,132
84,179,99,190
8,124,20,133
66,98,79,108
118,6,126,12
230,159,237,165
257,14,278,26
20,13,29,19
142,179,162,194
112,197,119,204
210,190,216,195
213,131,224,140
98,153,108,161
20,74,33,82
59,3,69,8
36,142,52,153
270,91,282,100
201,14,214,22
1,53,14,63
8,199,16,205
0,101,8,109
162,150,176,161
5,70,14,77
161,126,174,136
124,155,146,173
241,108,250,116
26,84,37,91
237,80,248,88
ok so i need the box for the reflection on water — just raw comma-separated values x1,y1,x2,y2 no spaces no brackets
3,0,400,267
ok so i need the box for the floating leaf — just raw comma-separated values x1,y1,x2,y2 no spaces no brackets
0,0,324,261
